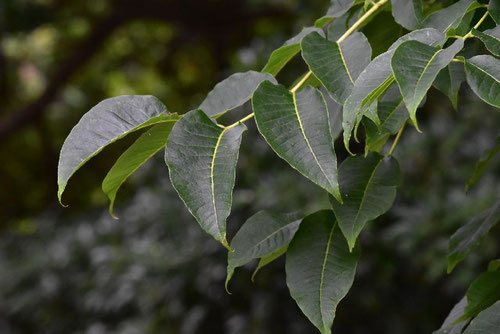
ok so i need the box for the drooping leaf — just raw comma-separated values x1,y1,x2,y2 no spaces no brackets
434,62,466,110
102,119,179,216
253,81,342,202
330,153,401,250
465,55,500,108
490,0,500,24
466,136,500,191
262,27,325,76
463,301,500,334
226,211,301,289
390,0,423,30
302,32,371,104
461,270,500,320
433,297,469,334
199,71,277,117
165,110,246,247
342,28,445,151
58,95,172,203
472,26,500,57
391,38,464,129
286,210,360,334
448,200,500,273
252,247,289,281
422,0,478,33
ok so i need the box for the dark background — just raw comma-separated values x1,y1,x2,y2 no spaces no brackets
0,0,499,333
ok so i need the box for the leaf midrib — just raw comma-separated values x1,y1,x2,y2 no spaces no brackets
211,127,227,238
319,225,335,331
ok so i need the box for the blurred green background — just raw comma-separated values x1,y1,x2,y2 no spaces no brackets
0,0,499,333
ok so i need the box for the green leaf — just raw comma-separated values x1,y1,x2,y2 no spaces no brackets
390,0,423,30
433,297,469,334
391,38,464,129
330,153,401,250
464,301,500,334
472,26,500,58
448,200,500,273
465,55,500,108
434,62,466,110
253,81,342,202
286,210,360,334
226,211,301,289
262,27,325,76
490,0,500,24
57,95,171,203
251,247,288,281
422,0,478,33
322,87,344,141
326,0,355,18
199,71,277,117
165,110,246,247
302,32,371,104
461,270,500,320
102,119,179,216
342,28,445,151
364,97,408,154
466,137,500,191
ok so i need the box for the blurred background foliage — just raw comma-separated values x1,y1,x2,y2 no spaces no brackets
0,0,499,333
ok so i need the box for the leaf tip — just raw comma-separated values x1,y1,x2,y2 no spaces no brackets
57,188,69,208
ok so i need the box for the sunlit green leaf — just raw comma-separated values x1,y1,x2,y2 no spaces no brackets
465,55,500,108
448,200,500,273
472,26,500,57
461,270,500,320
199,71,277,117
253,81,342,202
226,211,301,289
330,153,401,250
391,39,464,129
58,95,171,203
102,119,179,216
165,110,246,247
286,210,360,334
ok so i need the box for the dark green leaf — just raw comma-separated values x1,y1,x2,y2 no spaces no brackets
464,301,500,334
252,247,288,281
302,32,371,103
330,153,401,250
253,81,342,201
326,0,355,18
199,71,277,117
472,26,500,57
58,95,171,203
433,297,469,334
102,120,179,216
461,270,500,320
322,87,344,141
391,39,464,129
262,27,325,76
466,137,500,191
422,0,478,33
342,28,445,151
465,55,500,108
286,210,360,334
226,211,301,289
165,110,246,247
434,62,466,110
448,200,500,272
390,0,423,30
489,0,500,24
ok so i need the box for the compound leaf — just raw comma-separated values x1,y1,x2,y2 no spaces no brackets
165,110,246,247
